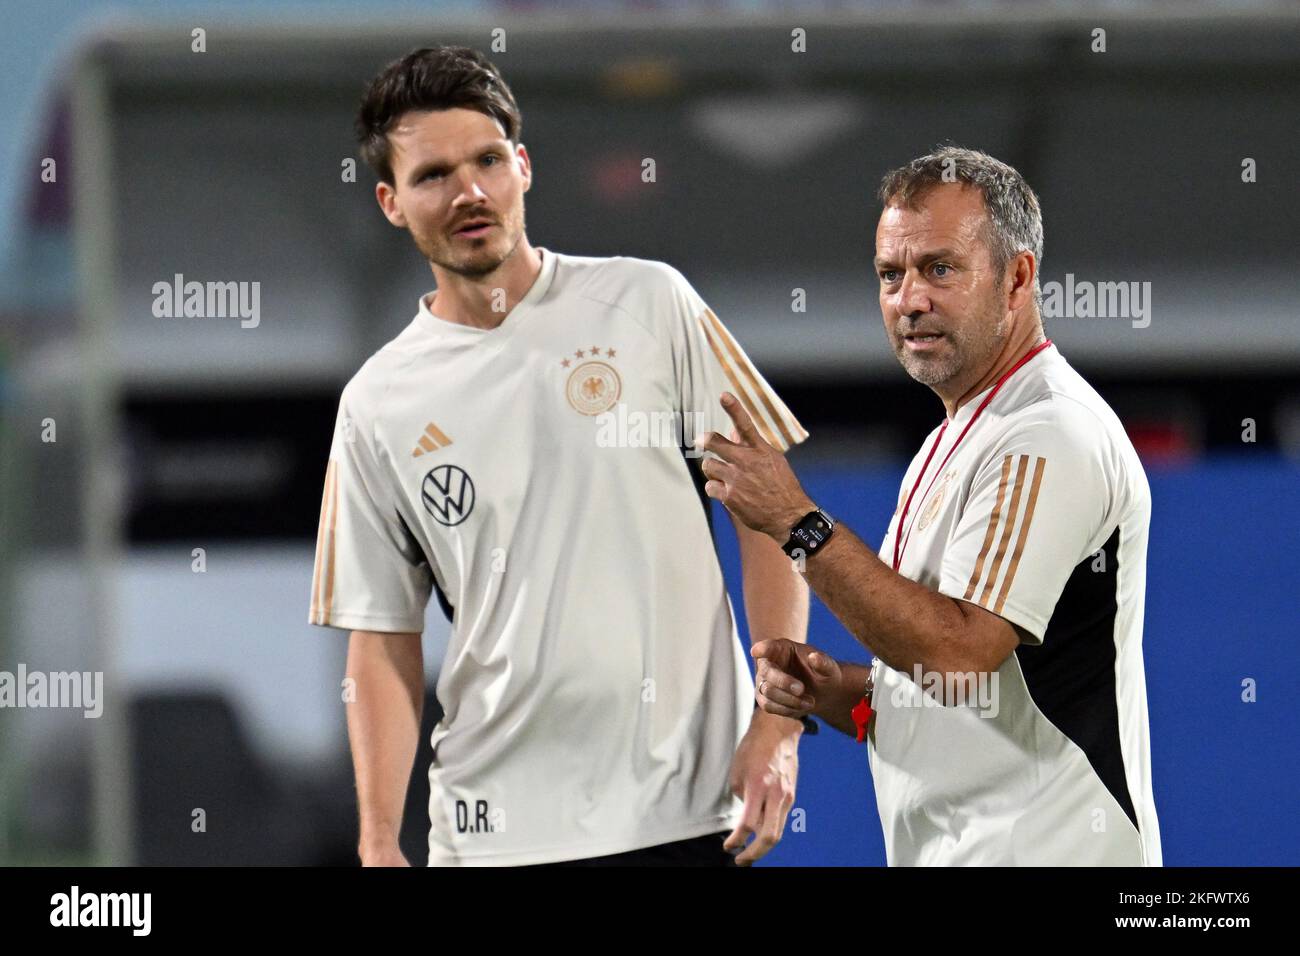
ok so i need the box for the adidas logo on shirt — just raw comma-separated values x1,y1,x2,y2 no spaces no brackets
412,421,454,458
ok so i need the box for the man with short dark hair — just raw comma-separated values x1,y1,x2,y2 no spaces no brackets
699,147,1162,866
310,46,812,867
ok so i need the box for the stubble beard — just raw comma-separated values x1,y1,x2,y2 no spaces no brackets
895,293,1010,390
411,206,526,279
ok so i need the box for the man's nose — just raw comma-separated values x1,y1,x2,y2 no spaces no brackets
894,270,932,317
451,168,489,205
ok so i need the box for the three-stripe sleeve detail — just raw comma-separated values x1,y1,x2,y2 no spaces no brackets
310,460,339,625
963,454,1047,612
697,308,808,450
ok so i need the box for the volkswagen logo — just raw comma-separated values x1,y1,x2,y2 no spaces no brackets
421,465,475,526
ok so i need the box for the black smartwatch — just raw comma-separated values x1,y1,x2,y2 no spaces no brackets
781,508,835,559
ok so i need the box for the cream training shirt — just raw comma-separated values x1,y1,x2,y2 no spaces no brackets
310,248,808,865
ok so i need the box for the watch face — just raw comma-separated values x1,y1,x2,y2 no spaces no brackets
796,527,820,546
786,510,833,556
803,512,831,542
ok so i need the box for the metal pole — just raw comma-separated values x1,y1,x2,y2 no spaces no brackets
71,43,133,866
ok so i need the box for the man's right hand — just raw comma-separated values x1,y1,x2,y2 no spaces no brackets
751,638,843,720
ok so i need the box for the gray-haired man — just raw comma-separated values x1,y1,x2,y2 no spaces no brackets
696,147,1162,866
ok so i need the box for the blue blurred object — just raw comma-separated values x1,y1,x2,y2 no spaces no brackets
714,454,1300,866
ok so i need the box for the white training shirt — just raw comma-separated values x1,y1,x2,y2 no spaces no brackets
869,342,1162,866
309,247,808,865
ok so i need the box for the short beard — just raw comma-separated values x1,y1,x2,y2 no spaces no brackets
894,297,1009,388
411,208,526,279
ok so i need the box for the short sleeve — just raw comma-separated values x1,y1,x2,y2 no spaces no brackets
937,403,1113,644
666,268,808,453
309,384,433,632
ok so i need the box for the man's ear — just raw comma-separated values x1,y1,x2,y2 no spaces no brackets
1006,251,1036,312
516,143,533,193
375,181,407,228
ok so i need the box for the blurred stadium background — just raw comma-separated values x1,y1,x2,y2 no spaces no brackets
0,0,1297,866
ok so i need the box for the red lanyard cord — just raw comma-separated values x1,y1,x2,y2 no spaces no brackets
891,339,1054,572
854,339,1054,745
